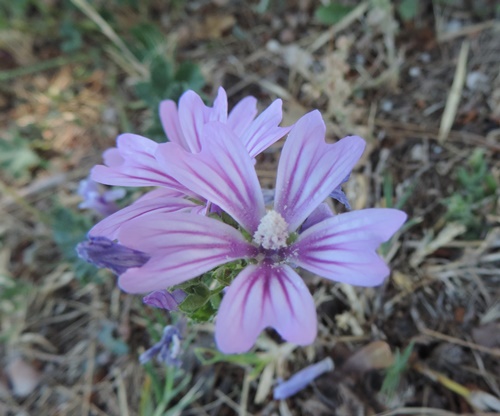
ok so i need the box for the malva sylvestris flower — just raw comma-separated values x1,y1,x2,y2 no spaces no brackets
88,87,290,240
113,110,407,354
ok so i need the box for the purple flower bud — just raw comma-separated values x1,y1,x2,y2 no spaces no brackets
78,178,125,217
273,357,334,400
143,289,186,311
76,236,150,275
329,174,351,210
139,325,182,367
301,203,334,231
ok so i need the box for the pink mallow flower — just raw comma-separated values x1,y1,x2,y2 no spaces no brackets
88,87,289,240
114,111,407,354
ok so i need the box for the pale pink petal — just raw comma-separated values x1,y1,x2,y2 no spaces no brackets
89,194,198,240
159,100,188,149
135,188,187,201
156,123,265,233
177,90,209,153
209,87,228,123
117,213,257,293
240,99,290,158
274,111,366,232
91,134,186,190
291,209,407,286
102,148,123,167
227,96,258,137
215,264,317,354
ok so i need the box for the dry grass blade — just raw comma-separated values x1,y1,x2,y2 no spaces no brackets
420,327,500,358
69,0,147,77
438,20,499,43
414,363,500,412
377,408,498,416
438,41,470,143
308,2,369,52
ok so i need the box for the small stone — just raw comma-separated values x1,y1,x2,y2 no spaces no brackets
409,67,421,77
466,71,489,92
445,19,462,33
410,144,425,161
419,53,431,63
381,99,394,112
6,357,41,398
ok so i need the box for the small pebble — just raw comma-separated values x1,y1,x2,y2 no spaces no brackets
409,67,421,77
419,52,431,63
381,99,394,112
6,357,41,398
445,19,462,33
466,71,489,92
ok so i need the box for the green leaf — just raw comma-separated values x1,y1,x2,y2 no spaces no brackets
398,0,419,21
195,347,265,366
189,301,217,322
381,342,414,397
209,292,222,310
179,294,207,313
178,283,211,313
150,56,173,94
97,323,129,356
50,204,101,281
212,260,245,286
314,3,355,25
130,22,165,61
0,132,41,179
174,61,205,93
60,19,82,53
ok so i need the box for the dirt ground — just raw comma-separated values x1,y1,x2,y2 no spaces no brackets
0,1,499,415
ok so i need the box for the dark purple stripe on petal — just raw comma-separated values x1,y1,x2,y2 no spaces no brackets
215,263,317,354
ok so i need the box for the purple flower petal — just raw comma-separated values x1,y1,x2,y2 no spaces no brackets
102,148,123,167
227,96,258,137
329,174,351,210
139,325,182,367
159,99,188,149
292,209,407,286
274,111,365,232
240,99,291,158
76,236,150,275
89,191,198,240
209,87,228,123
143,289,186,311
273,357,334,400
102,188,126,203
78,178,123,216
215,263,317,354
91,134,187,191
177,90,209,153
156,123,266,233
117,213,258,293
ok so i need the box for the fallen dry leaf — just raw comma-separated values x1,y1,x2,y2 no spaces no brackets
472,322,500,348
194,14,236,40
341,341,394,374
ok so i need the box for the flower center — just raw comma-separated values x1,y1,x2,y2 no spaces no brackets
253,210,289,250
